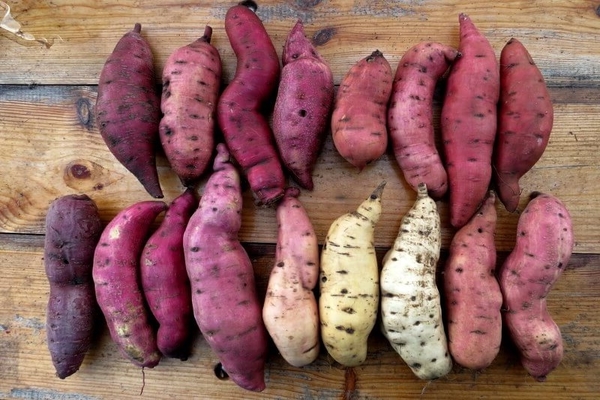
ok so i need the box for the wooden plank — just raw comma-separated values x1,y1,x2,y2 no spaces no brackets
0,235,598,399
0,1,599,86
1,85,599,253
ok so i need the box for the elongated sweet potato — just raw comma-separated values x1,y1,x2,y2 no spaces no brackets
160,25,222,187
499,192,574,381
140,188,196,360
272,20,334,190
93,200,166,368
263,187,320,367
96,23,163,198
441,14,499,228
44,194,103,379
332,50,392,170
388,42,459,199
493,38,553,212
183,143,268,391
444,191,502,370
217,1,285,206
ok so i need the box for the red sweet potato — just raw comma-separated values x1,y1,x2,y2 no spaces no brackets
140,188,196,360
160,26,223,187
217,1,285,206
96,23,163,198
441,14,500,228
272,20,334,190
444,191,503,370
498,192,574,381
388,42,460,199
44,194,103,379
332,50,393,170
93,200,166,368
183,143,268,391
493,38,553,212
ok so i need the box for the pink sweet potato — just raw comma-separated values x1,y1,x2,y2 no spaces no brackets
93,200,166,368
183,143,268,391
493,38,553,212
217,1,285,206
96,23,163,198
498,192,574,381
140,188,196,360
441,14,500,228
332,50,393,170
272,20,334,190
388,42,460,199
262,187,320,367
444,191,503,370
160,26,223,187
44,194,103,379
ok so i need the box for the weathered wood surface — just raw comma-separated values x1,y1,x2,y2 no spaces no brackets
1,0,599,398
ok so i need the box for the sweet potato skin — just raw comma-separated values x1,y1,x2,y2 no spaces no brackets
388,42,459,199
44,194,103,379
441,14,500,228
263,187,320,367
499,192,574,381
93,200,166,368
332,50,392,170
140,188,196,360
96,23,163,198
183,143,268,391
444,191,502,370
272,20,334,190
160,26,222,187
493,38,553,212
216,1,285,206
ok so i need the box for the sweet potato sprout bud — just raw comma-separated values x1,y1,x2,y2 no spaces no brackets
1,2,53,48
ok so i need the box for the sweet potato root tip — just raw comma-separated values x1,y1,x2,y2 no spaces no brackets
240,0,258,12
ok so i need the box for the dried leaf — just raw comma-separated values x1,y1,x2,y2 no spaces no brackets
1,1,53,48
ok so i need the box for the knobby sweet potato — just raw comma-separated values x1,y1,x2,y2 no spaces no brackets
44,194,103,379
160,25,223,187
96,23,163,198
183,143,268,391
441,14,500,228
272,20,334,190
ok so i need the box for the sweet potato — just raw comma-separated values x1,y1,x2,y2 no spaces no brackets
332,50,392,170
441,14,500,228
44,194,103,379
140,188,196,360
216,1,285,206
444,191,502,370
493,38,553,212
96,23,163,198
262,187,320,367
388,42,460,199
272,20,334,190
380,183,452,380
498,192,574,381
93,200,166,368
183,143,268,391
160,25,223,187
319,181,386,367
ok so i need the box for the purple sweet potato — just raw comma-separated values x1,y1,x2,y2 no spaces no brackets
96,23,163,198
160,26,223,187
140,188,196,360
93,200,166,368
216,1,285,206
441,14,500,228
493,38,553,212
183,143,268,391
44,194,103,379
272,20,334,190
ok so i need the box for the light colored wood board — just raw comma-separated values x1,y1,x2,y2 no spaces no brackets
0,237,598,399
0,85,599,252
0,1,599,85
